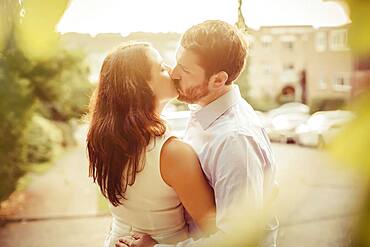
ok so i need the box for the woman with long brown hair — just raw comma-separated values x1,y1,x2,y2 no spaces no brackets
87,42,215,247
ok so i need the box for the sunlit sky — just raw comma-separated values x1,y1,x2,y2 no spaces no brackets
57,0,350,36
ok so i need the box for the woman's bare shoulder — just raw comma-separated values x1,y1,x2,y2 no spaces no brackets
161,137,197,160
160,137,200,185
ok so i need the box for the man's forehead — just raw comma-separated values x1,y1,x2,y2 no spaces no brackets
176,46,199,65
175,45,185,60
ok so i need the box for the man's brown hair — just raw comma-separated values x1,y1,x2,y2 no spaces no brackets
181,20,248,85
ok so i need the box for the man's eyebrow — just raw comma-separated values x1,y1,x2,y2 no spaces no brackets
178,63,189,71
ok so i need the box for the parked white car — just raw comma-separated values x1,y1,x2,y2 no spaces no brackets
255,111,271,129
268,102,310,119
162,110,191,138
295,110,355,147
266,103,310,143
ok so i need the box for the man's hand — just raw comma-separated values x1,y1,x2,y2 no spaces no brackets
115,232,158,247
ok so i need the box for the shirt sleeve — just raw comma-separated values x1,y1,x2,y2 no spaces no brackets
154,133,266,247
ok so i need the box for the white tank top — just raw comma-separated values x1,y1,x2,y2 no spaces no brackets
104,133,189,247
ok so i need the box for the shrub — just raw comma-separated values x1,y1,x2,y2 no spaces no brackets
310,97,347,113
25,114,63,164
0,0,90,203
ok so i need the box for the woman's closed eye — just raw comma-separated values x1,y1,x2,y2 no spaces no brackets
161,63,171,72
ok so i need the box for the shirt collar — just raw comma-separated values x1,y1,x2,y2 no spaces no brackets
191,85,241,130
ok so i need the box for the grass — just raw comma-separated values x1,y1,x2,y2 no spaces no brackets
16,161,54,191
15,144,65,193
96,188,110,214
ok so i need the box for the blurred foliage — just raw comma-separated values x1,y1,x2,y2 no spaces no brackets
328,0,370,184
15,0,69,61
0,0,93,202
328,1,370,246
54,121,79,147
329,91,370,173
0,0,18,51
310,97,346,113
237,62,278,112
236,0,248,33
171,99,188,111
237,63,251,101
27,49,93,121
0,33,34,201
346,0,370,55
329,89,370,247
25,114,63,164
236,3,278,113
97,188,110,214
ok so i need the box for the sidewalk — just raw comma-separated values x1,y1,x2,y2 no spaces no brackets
0,136,362,246
273,144,361,246
0,146,99,219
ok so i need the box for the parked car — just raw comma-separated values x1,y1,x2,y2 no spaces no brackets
266,102,310,143
162,110,191,138
268,102,310,118
255,110,271,129
295,110,355,147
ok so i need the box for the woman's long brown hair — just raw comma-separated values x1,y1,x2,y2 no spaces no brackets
87,42,166,206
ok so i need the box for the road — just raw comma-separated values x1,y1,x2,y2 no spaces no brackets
0,132,363,246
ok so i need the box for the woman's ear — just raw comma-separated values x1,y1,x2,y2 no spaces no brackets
209,71,229,89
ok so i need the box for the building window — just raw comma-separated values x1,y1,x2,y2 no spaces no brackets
318,78,328,90
262,41,271,49
315,31,327,52
280,35,295,51
329,29,349,51
332,73,351,92
262,63,272,75
247,36,254,51
283,63,295,71
261,35,272,49
301,34,309,42
282,41,294,51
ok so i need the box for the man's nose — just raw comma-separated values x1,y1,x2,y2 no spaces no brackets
170,67,181,80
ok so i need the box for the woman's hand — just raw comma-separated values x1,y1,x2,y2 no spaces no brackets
115,232,158,247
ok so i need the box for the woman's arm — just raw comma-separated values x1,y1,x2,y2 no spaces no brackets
160,137,216,235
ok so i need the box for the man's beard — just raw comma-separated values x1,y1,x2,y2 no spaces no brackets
174,79,209,104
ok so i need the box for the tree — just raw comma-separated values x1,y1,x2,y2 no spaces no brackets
0,0,32,202
235,0,248,33
0,0,92,202
329,1,370,246
234,0,251,102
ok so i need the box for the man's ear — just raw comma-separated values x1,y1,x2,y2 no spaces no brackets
209,71,229,89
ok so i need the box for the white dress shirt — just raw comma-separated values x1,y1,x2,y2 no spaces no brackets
156,85,278,247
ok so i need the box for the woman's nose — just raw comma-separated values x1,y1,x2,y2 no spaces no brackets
163,64,174,75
